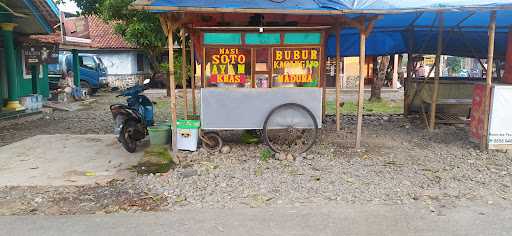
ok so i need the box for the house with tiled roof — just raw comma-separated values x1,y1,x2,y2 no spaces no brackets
76,15,152,88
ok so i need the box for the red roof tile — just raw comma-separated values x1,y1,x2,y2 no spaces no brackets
29,33,61,44
87,15,136,49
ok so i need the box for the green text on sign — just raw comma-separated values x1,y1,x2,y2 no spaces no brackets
284,32,321,44
245,33,281,45
204,33,241,45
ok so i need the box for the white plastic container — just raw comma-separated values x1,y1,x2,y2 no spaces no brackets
176,120,200,151
20,96,32,111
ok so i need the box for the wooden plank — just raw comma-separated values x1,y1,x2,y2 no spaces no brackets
180,29,189,119
428,12,444,132
481,11,497,151
335,23,341,131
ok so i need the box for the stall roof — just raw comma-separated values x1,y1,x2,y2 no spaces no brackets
133,0,512,13
133,0,512,58
327,10,512,58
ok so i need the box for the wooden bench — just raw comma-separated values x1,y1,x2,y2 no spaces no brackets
421,98,473,127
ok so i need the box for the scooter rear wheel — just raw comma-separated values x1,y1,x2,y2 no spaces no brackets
119,120,138,153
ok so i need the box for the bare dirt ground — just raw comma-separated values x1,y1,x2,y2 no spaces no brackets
1,91,511,216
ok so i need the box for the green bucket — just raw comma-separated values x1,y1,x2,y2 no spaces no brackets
157,121,172,128
147,125,171,145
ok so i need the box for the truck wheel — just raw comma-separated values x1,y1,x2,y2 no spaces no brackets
79,81,92,96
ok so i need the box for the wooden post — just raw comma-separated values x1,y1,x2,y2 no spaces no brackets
481,11,497,151
404,29,414,116
180,28,188,119
335,23,342,131
321,31,327,121
405,52,413,115
428,12,444,131
190,36,197,115
356,25,366,150
164,16,178,158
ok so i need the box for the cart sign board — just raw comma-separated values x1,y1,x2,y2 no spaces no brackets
23,44,59,65
205,48,251,87
272,47,320,87
488,85,512,149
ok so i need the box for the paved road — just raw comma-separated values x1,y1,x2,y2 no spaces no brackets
2,203,512,236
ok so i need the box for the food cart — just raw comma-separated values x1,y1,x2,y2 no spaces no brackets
197,27,328,154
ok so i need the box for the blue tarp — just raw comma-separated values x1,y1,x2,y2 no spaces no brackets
144,0,335,12
327,10,512,58
134,0,512,58
137,0,512,12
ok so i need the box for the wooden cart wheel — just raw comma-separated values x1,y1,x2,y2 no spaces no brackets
263,103,318,155
201,132,223,152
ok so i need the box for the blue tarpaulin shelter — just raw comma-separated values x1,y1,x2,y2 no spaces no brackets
133,0,512,58
132,0,512,150
326,10,512,58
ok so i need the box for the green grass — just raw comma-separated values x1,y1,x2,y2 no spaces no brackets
154,97,403,122
327,100,403,115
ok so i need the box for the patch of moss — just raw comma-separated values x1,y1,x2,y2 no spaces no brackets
134,145,175,174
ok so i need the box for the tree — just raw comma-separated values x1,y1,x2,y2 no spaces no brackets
446,56,463,76
72,0,166,74
69,0,188,83
369,56,391,102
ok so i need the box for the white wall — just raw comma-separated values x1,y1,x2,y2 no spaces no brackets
97,51,151,75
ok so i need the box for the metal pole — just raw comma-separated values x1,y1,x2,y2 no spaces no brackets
428,12,444,131
335,23,342,131
481,11,497,151
356,26,366,150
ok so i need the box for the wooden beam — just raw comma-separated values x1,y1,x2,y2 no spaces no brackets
166,16,178,159
159,15,169,36
481,11,497,151
335,22,342,131
405,29,414,116
428,12,444,131
355,25,366,150
180,28,188,119
190,35,197,115
321,31,327,121
354,17,378,149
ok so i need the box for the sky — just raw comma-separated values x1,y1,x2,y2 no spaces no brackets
58,1,80,13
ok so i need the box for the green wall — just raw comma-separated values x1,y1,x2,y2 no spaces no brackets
14,45,49,99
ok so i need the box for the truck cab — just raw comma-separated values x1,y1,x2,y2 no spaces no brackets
48,53,107,95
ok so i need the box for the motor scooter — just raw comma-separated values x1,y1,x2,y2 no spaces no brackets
110,79,154,153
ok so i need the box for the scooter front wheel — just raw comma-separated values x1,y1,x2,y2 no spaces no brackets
119,120,138,153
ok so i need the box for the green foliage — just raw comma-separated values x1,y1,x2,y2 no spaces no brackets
241,130,260,144
159,50,191,87
70,0,182,73
447,57,463,75
259,148,273,162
